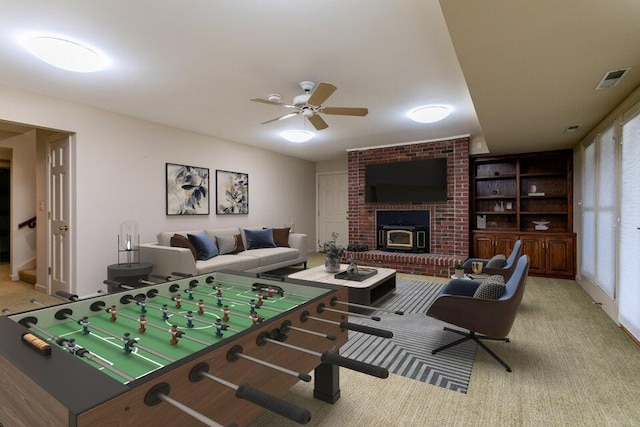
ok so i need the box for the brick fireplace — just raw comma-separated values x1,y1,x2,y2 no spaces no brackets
345,136,470,276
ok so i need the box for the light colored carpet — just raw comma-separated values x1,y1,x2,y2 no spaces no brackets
249,274,640,427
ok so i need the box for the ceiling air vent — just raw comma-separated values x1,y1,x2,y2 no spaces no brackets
564,124,581,133
596,68,631,90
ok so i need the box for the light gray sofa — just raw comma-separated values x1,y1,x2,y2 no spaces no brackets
139,226,307,277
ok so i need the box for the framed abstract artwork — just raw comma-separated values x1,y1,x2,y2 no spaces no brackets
216,169,249,214
166,163,210,215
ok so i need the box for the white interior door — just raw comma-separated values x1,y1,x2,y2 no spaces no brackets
48,134,71,295
317,172,348,250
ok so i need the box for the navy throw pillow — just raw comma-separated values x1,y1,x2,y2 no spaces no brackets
245,228,276,249
187,232,219,260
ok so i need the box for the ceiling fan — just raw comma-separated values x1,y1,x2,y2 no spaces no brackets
250,81,368,130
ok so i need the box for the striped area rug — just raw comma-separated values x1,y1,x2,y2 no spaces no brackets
340,279,477,393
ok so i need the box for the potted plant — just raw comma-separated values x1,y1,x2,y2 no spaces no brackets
454,263,465,279
320,232,346,273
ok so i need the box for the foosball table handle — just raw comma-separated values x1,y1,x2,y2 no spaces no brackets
320,351,389,379
235,383,311,425
338,321,393,338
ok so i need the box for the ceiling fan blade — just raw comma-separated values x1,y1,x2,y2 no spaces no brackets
322,107,369,116
261,112,300,124
308,114,329,130
307,82,337,106
250,98,297,109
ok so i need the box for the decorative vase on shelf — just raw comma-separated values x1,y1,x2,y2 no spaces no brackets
325,257,341,273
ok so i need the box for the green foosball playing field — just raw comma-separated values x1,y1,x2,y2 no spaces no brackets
35,278,316,383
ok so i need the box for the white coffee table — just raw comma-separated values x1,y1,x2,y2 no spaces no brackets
288,264,397,306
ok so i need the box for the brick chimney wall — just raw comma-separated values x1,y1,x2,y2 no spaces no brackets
346,137,470,275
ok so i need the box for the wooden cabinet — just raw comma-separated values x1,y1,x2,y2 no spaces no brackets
472,234,519,260
471,150,575,278
473,231,575,278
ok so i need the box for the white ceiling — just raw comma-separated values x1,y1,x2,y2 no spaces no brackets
0,1,638,161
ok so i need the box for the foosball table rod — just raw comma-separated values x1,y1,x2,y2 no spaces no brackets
227,345,312,382
300,311,393,338
257,331,389,379
280,319,337,341
330,297,405,315
189,362,311,425
145,382,234,427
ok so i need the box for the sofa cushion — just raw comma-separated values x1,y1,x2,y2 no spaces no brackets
271,227,291,247
245,247,299,267
245,228,277,249
188,232,219,260
170,234,197,260
195,254,260,274
216,235,237,255
473,275,506,299
486,254,507,269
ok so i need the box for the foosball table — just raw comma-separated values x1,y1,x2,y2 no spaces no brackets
0,270,397,426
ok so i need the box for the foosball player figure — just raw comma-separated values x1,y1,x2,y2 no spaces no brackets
197,299,205,315
137,299,147,314
161,304,170,321
267,286,275,298
214,318,224,338
65,338,77,354
138,314,147,333
78,316,90,334
173,294,182,309
216,293,223,307
122,332,136,354
185,287,194,300
216,283,223,294
250,312,260,326
185,310,194,328
169,325,181,345
222,305,230,322
256,291,264,307
249,299,257,314
108,305,118,322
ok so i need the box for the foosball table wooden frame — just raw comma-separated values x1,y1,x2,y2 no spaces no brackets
0,270,392,427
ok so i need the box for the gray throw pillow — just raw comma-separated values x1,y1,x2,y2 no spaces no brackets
216,235,237,255
486,254,507,269
473,275,506,299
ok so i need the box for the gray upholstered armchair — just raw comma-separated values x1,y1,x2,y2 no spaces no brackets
426,254,530,372
462,239,522,281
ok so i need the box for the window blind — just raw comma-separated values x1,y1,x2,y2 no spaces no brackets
619,110,640,340
596,125,616,298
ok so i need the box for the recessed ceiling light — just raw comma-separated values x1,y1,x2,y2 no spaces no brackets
281,130,313,143
25,36,106,72
408,105,452,123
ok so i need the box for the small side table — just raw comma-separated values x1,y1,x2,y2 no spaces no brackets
107,262,153,292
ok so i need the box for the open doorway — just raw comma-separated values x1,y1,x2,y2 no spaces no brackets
0,166,9,264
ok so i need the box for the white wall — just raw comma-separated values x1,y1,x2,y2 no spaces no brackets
0,84,316,296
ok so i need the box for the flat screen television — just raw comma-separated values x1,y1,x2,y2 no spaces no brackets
365,158,448,202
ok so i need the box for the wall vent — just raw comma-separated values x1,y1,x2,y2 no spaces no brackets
564,124,581,133
596,68,631,90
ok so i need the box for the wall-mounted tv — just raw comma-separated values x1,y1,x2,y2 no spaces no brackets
365,158,448,202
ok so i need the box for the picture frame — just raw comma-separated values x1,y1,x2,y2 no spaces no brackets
166,163,210,215
216,169,249,215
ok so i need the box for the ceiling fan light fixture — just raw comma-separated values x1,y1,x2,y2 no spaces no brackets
281,130,313,143
408,105,452,123
25,36,106,72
